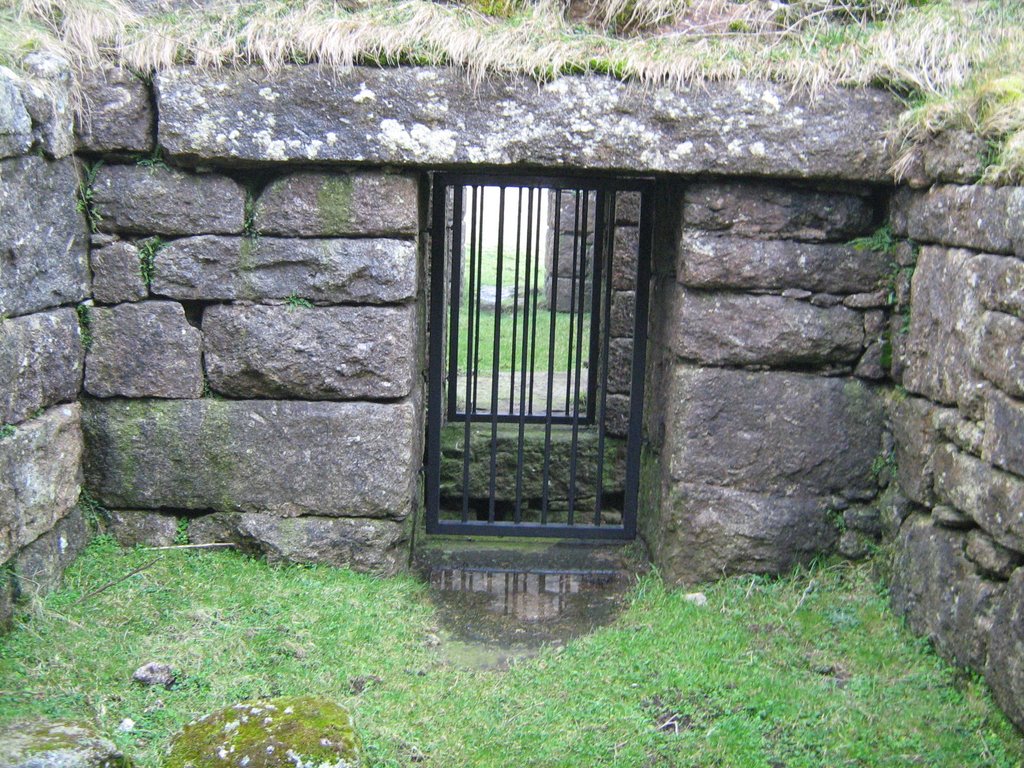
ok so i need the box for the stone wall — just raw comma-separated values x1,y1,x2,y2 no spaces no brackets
887,181,1024,730
641,179,892,583
3,62,907,594
0,60,90,628
77,123,423,575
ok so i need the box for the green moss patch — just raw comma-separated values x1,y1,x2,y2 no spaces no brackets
166,697,361,768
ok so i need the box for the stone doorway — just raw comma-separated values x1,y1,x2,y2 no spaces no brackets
424,173,653,540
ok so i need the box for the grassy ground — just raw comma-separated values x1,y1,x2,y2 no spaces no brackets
457,306,584,376
1,536,1021,767
456,243,585,375
1,1,1023,182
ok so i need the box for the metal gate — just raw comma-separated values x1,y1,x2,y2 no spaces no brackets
425,173,652,539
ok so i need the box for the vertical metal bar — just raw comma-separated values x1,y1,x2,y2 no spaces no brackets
564,190,582,415
487,187,506,524
587,190,606,424
514,186,536,525
593,191,615,526
446,187,464,420
460,185,480,523
540,190,563,525
566,189,591,526
508,187,525,413
471,186,486,416
527,190,544,416
426,175,449,534
622,186,654,540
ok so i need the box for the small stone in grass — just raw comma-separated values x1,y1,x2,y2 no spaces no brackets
132,661,176,688
684,592,708,606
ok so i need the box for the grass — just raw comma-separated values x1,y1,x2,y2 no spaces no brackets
457,305,585,376
0,537,1021,767
0,1,1023,182
455,244,587,375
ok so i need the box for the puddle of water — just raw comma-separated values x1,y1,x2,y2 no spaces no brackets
425,566,632,669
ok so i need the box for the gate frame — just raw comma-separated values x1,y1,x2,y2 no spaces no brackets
424,171,655,540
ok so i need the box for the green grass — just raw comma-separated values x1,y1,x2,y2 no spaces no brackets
457,304,586,376
457,244,587,375
1,538,1021,767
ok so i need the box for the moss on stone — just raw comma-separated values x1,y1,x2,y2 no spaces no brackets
0,720,133,768
195,400,242,513
316,176,354,232
165,696,362,768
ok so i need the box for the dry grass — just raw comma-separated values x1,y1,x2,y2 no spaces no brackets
0,0,1022,182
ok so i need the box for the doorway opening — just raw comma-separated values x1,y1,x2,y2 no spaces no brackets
425,173,652,539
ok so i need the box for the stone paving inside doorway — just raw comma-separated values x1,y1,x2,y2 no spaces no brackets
415,539,646,668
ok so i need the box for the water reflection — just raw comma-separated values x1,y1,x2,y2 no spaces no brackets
429,568,598,622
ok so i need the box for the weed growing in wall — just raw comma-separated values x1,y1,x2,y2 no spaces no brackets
137,237,163,287
77,489,107,532
243,191,260,240
136,146,169,171
75,161,103,233
871,449,897,484
76,303,92,350
0,424,15,441
849,224,896,256
285,293,313,310
174,518,190,545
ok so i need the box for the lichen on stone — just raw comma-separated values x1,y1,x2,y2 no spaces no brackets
0,719,132,768
165,696,362,768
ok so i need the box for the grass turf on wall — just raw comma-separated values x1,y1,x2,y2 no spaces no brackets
1,0,1023,183
0,536,1020,767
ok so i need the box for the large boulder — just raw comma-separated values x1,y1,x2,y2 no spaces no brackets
89,240,148,304
0,719,129,768
900,184,1018,255
933,443,1024,555
106,509,179,548
203,304,416,400
651,481,838,585
973,253,1023,317
19,54,76,160
84,301,204,399
681,182,876,240
91,165,244,236
11,507,89,600
0,68,32,158
152,236,416,304
903,246,986,410
0,156,89,318
166,697,362,768
981,390,1024,478
669,289,864,367
986,568,1024,730
190,512,406,576
75,66,154,153
155,66,899,181
890,395,940,506
677,230,890,294
254,171,418,237
83,398,417,520
0,309,83,425
890,515,1005,672
971,310,1024,398
0,404,83,565
664,366,882,499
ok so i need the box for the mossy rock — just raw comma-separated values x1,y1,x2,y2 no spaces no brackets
164,697,362,768
0,719,131,768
